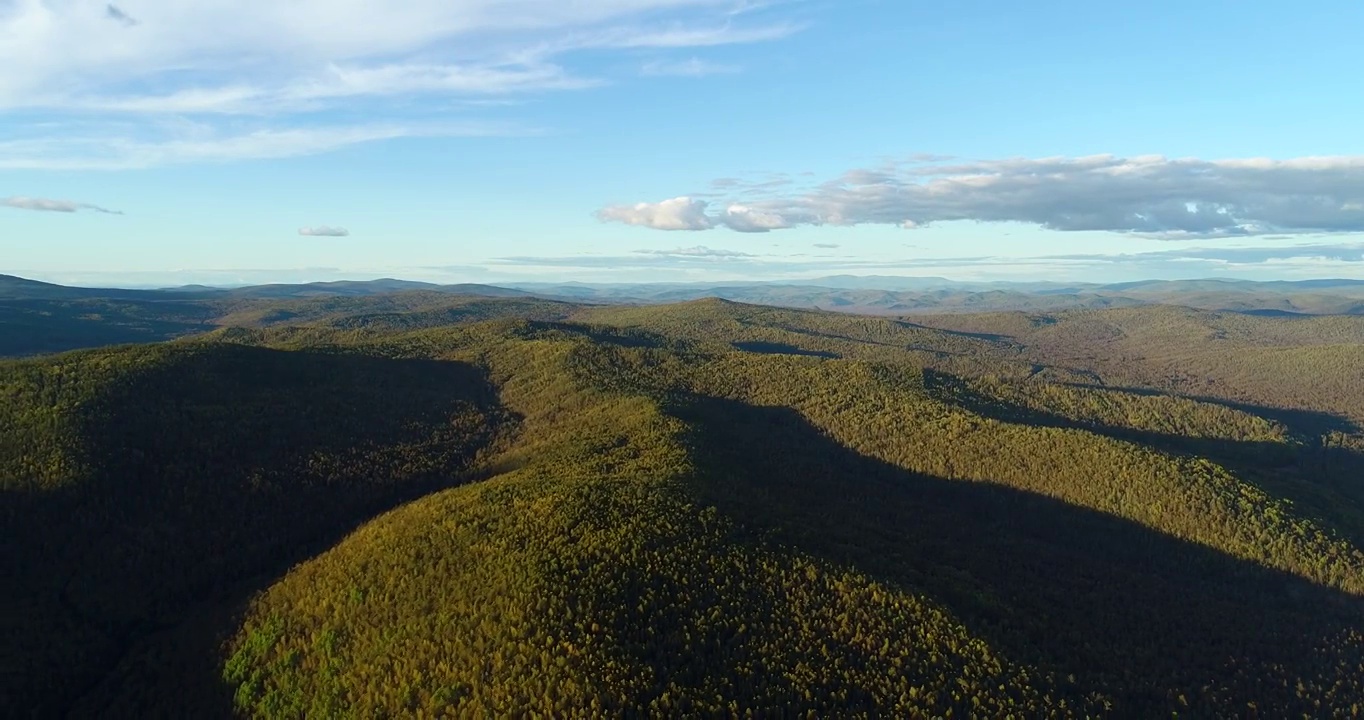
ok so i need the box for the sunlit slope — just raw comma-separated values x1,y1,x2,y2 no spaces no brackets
576,298,1031,373
224,338,1083,718
916,306,1364,422
1,343,508,717
7,300,1364,717
225,325,1364,718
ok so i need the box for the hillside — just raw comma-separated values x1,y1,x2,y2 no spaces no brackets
0,291,580,358
5,299,1364,717
913,306,1364,424
7,274,1364,359
2,345,511,716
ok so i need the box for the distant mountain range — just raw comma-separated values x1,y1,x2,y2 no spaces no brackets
0,274,527,301
504,276,1364,315
7,273,1364,317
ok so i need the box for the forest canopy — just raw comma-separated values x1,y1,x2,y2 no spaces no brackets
4,294,1364,718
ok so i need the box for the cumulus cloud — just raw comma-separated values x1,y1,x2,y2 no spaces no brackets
598,155,1364,238
597,197,715,231
2,196,122,214
299,226,350,237
721,203,793,232
596,197,798,232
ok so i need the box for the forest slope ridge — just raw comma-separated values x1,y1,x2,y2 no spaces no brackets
3,298,1364,716
2,344,511,716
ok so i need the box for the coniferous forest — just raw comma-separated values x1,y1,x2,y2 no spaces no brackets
5,288,1364,718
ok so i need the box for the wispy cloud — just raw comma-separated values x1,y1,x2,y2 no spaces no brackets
2,196,122,214
489,240,1364,283
1045,242,1364,264
299,226,351,237
641,58,741,77
813,242,840,249
0,121,531,170
1,1,798,168
493,251,992,273
635,246,756,258
598,155,1364,237
104,4,138,27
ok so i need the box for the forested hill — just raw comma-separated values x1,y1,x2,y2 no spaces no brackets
6,273,1364,358
4,297,1364,717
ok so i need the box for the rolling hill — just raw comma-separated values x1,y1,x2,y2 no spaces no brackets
5,295,1364,717
6,273,1364,359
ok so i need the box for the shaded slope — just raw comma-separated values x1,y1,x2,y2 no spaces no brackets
0,284,581,358
0,298,220,356
7,304,1364,717
220,330,1364,717
222,339,1081,718
1,344,510,717
0,275,181,301
673,395,1364,717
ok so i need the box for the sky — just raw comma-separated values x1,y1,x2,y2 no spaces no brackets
4,0,1364,287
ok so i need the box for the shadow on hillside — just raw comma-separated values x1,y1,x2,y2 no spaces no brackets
671,395,1364,717
732,341,840,359
2,345,511,718
0,298,218,357
529,320,671,349
894,318,1013,344
1059,381,1360,437
1234,308,1311,318
747,322,900,350
923,373,1364,549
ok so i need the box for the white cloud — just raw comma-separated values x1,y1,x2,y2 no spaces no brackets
635,245,755,258
597,196,799,232
1046,241,1364,264
0,121,528,170
641,58,740,76
599,155,1364,237
299,226,350,237
722,203,792,232
597,196,715,230
0,1,797,167
489,239,1364,283
2,196,122,214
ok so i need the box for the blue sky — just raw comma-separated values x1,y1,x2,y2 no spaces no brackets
3,0,1364,287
